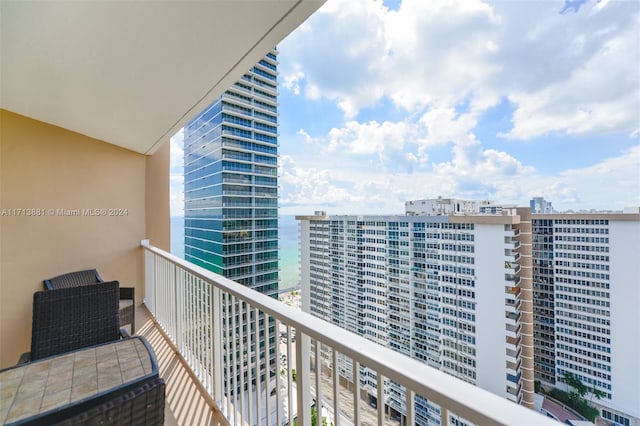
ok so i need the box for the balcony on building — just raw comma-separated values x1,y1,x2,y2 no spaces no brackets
1,2,558,425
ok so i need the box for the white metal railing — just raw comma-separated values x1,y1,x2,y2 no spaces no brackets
142,242,558,426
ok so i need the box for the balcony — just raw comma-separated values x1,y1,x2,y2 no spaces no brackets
1,0,322,367
505,298,519,315
506,323,521,339
505,286,520,296
1,3,556,424
141,242,557,425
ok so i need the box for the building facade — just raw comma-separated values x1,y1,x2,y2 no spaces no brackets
297,206,535,425
532,212,640,426
183,50,279,397
184,50,279,297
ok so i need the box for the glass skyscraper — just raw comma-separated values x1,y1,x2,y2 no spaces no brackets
184,50,279,298
183,52,279,408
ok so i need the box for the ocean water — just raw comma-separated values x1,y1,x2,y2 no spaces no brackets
170,216,185,258
278,215,300,290
170,215,299,290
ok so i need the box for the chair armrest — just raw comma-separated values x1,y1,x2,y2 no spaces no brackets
119,286,134,301
118,287,135,335
17,352,31,365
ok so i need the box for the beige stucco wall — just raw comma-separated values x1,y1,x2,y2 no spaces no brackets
516,207,535,409
0,110,169,368
145,140,170,252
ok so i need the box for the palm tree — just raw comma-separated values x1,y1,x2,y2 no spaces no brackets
562,372,587,404
589,386,607,405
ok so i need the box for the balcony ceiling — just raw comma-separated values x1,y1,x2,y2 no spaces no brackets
0,0,324,155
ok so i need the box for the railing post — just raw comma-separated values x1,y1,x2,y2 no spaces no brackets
406,389,415,426
170,261,177,341
225,294,233,420
239,301,246,425
296,331,311,426
212,286,223,406
287,325,294,426
440,406,448,426
151,252,156,315
253,307,262,425
176,267,184,359
377,373,384,426
141,242,156,316
333,349,340,426
353,360,360,425
275,318,282,426
231,296,238,425
315,340,322,426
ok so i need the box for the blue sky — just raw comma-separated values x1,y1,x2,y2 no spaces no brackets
171,0,640,216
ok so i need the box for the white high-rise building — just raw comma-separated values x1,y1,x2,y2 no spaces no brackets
300,199,640,426
297,205,535,425
406,197,496,216
532,212,640,426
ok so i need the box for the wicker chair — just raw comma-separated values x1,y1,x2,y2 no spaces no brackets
21,281,124,362
43,269,105,288
44,269,135,334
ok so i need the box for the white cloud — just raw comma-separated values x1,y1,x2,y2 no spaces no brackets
296,128,317,145
170,129,184,216
274,0,639,214
155,0,639,217
280,0,500,114
292,119,422,174
302,106,479,168
282,64,305,95
170,128,184,170
499,4,640,139
425,143,640,211
327,120,410,155
536,145,640,210
279,155,365,209
280,137,639,214
418,107,477,148
429,142,535,201
170,174,184,216
279,123,541,214
279,0,390,117
382,0,501,112
280,0,640,138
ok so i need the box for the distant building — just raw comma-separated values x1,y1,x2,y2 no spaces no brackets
299,198,640,426
532,211,640,426
297,206,535,425
405,197,495,216
530,197,554,214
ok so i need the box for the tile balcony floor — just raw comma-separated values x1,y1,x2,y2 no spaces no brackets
135,305,228,426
